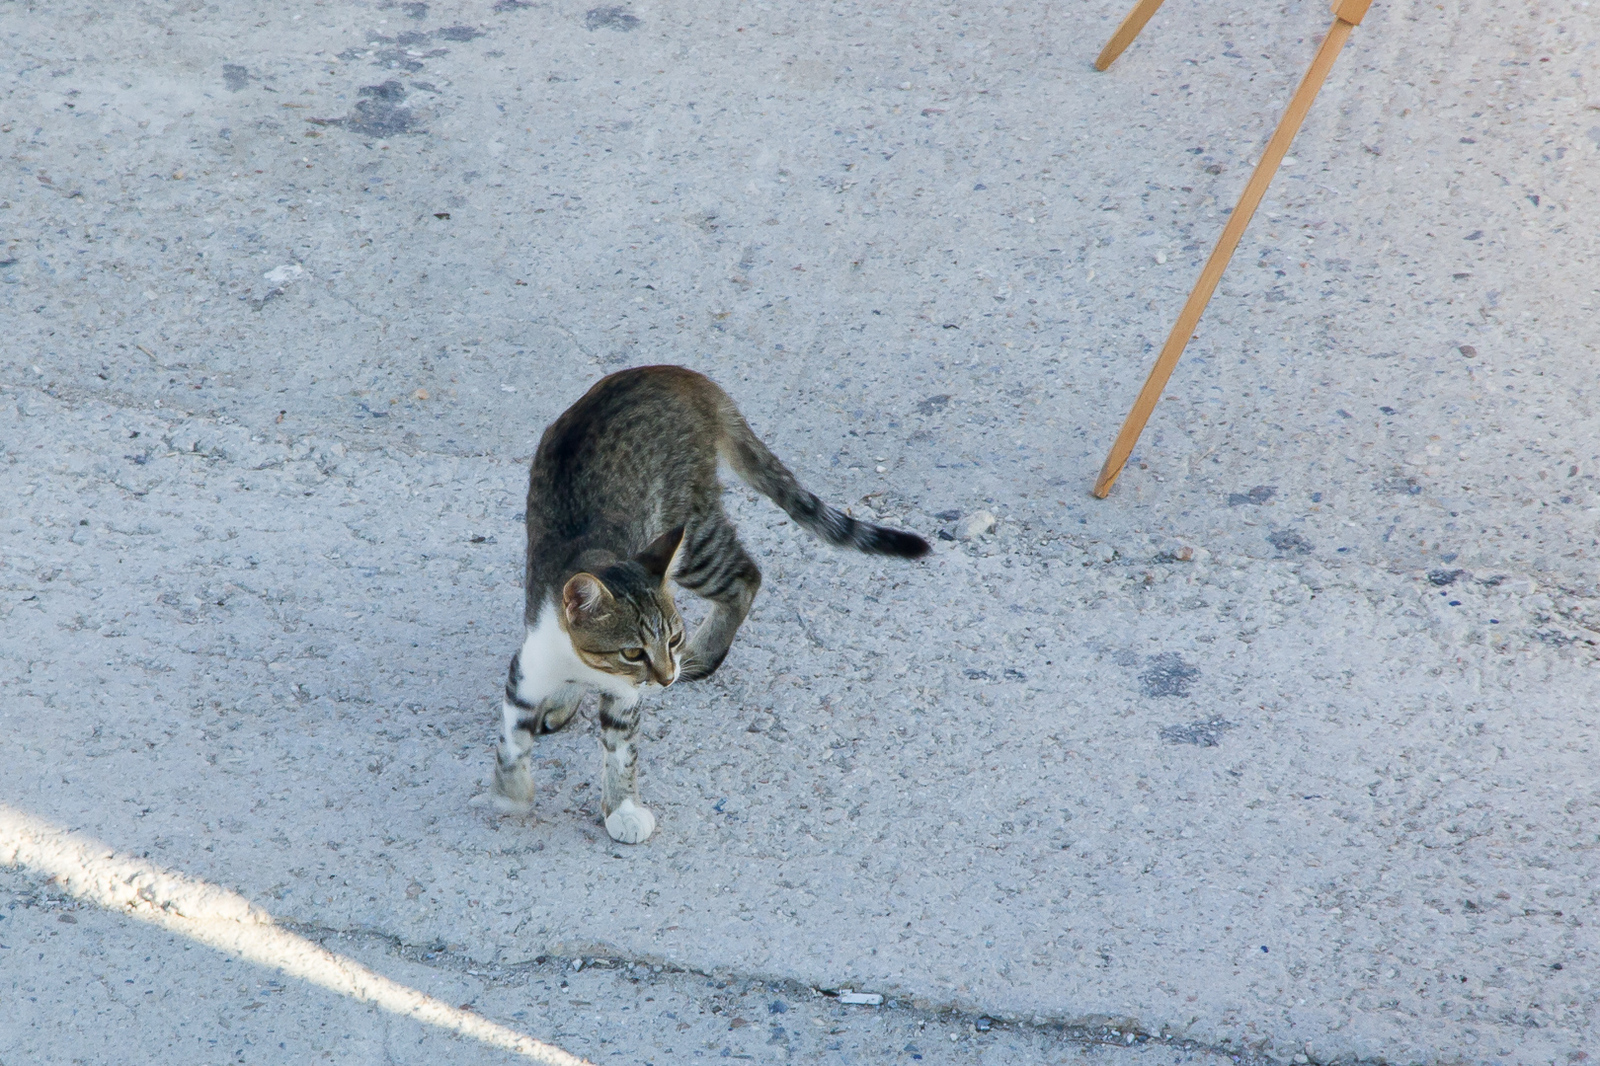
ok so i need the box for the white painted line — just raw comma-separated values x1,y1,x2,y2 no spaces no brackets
0,804,592,1066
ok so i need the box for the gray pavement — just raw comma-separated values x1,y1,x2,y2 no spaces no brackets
3,865,1233,1065
3,0,1598,1063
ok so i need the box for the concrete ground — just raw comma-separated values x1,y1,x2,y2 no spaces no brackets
3,0,1597,1063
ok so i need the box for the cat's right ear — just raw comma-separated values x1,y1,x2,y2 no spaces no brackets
636,525,686,581
562,573,613,627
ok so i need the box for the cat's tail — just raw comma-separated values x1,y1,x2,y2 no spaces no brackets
715,401,931,559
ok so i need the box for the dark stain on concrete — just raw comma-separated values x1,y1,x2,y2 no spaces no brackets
1141,652,1200,698
313,81,421,138
1382,471,1423,495
362,80,408,101
1227,484,1276,506
1267,529,1313,554
585,6,640,31
1159,716,1235,747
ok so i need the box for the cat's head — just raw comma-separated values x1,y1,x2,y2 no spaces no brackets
559,525,685,689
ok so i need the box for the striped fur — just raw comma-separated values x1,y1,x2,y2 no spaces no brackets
715,400,931,559
492,365,930,842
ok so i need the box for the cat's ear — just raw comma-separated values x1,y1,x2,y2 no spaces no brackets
635,525,685,582
562,573,613,627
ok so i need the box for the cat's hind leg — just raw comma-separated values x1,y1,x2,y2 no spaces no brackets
673,521,761,682
598,691,656,844
492,651,583,815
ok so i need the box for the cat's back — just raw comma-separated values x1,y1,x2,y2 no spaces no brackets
534,365,724,476
526,368,726,577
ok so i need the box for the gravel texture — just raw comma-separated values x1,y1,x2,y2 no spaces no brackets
3,0,1597,1063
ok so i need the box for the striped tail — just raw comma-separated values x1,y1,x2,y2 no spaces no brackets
715,401,930,559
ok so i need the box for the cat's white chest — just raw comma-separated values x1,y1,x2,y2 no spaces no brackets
515,601,637,703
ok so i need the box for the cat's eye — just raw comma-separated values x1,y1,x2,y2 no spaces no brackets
669,632,684,648
620,648,645,662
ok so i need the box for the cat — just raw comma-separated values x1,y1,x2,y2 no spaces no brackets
492,365,930,843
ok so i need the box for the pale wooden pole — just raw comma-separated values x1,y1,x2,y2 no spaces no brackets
1091,0,1375,498
1094,0,1169,72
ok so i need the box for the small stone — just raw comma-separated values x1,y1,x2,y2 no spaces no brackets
838,991,883,1006
946,510,996,540
262,263,303,285
1459,344,1477,358
1155,541,1195,563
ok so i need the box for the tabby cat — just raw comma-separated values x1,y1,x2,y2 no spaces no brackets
493,365,930,843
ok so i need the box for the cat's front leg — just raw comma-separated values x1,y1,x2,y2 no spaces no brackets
492,709,538,815
492,651,582,815
598,691,656,844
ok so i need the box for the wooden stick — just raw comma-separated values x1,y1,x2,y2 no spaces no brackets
1094,0,1169,71
1092,0,1373,499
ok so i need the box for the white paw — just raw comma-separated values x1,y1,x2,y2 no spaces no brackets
491,793,537,817
604,798,656,844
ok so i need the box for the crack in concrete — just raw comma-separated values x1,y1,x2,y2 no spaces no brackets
277,916,1312,1066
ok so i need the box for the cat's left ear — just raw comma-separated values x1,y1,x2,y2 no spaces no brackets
562,573,614,627
636,525,685,582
